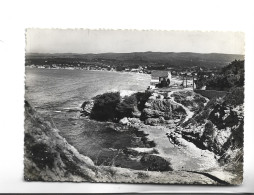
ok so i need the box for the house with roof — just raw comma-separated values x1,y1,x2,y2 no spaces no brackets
150,70,171,88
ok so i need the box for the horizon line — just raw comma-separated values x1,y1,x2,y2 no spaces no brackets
25,51,245,56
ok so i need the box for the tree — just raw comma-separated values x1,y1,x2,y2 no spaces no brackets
116,95,137,119
90,92,121,121
205,60,244,91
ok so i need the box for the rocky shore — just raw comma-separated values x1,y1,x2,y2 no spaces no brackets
78,88,243,184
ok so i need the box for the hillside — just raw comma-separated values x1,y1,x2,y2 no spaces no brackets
25,52,244,69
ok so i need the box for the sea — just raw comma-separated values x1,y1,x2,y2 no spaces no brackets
25,67,152,169
25,67,150,112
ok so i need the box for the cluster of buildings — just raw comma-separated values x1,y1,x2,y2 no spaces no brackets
149,69,217,90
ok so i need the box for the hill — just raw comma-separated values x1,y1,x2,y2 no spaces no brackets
26,52,244,69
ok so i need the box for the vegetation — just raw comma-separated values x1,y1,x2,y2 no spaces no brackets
90,92,121,121
171,90,207,112
224,87,244,106
25,52,244,72
204,60,244,91
90,91,153,122
116,95,137,119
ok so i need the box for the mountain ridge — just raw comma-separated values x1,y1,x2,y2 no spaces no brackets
25,52,245,68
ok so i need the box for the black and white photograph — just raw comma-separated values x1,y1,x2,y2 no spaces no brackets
24,29,245,185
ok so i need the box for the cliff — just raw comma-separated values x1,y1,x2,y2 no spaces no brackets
174,89,244,184
24,101,98,182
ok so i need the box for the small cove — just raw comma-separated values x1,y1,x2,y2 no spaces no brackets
51,112,157,170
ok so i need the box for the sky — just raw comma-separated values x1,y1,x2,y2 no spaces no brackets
26,29,245,55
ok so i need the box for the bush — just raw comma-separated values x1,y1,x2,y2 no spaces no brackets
140,154,173,171
202,120,216,142
90,92,121,121
116,95,137,119
224,87,244,106
198,60,244,91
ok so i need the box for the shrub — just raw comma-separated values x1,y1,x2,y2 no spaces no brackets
116,94,137,119
90,92,121,121
199,60,244,91
202,120,216,143
224,87,244,106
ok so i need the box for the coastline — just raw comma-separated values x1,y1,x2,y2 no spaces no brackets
25,66,151,77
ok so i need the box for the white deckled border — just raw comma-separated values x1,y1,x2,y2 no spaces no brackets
0,0,254,193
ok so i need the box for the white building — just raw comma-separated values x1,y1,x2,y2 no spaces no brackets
150,70,171,87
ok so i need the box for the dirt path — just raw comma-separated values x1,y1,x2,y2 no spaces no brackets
167,90,194,122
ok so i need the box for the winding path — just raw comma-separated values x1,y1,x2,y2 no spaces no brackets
167,90,194,122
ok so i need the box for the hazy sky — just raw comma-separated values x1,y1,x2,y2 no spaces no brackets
26,29,245,55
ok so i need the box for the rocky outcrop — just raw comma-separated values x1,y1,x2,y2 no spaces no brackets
145,117,165,126
141,98,186,125
80,100,94,116
145,98,184,112
145,118,160,126
119,117,129,125
142,108,164,118
181,98,244,155
119,117,142,128
128,118,142,128
80,91,188,126
171,90,207,113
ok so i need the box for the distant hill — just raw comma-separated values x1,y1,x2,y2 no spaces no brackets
26,52,244,69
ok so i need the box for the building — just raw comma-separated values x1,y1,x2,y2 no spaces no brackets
150,70,171,88
130,66,143,73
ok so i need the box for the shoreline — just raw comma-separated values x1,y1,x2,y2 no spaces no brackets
25,66,151,77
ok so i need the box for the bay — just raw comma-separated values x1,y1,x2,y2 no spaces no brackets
25,67,150,112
